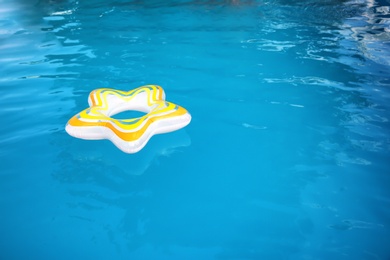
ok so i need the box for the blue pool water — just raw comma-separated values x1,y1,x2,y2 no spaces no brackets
1,0,390,259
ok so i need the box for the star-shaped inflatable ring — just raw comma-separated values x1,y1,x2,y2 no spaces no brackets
65,85,191,153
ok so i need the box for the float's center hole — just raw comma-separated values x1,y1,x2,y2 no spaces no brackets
112,110,147,120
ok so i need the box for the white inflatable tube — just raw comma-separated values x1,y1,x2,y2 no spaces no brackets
65,85,191,153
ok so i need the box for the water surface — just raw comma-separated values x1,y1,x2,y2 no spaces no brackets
1,0,390,259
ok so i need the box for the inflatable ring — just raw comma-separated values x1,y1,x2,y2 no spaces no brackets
65,85,191,153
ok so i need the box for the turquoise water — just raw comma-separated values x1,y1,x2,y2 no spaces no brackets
1,0,390,259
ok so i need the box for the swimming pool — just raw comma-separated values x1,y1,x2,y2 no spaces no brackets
1,0,390,259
